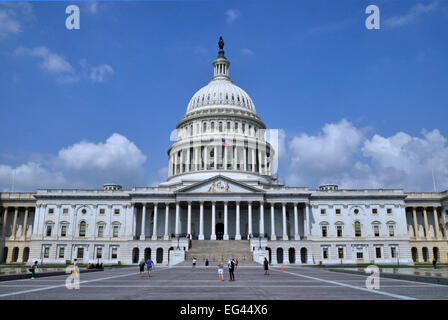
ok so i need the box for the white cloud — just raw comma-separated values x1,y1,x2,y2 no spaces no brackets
225,9,240,24
0,10,21,37
385,2,439,28
0,2,33,38
87,2,99,14
90,64,114,82
241,48,254,55
284,119,448,191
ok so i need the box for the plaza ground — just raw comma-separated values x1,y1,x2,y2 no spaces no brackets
0,264,447,300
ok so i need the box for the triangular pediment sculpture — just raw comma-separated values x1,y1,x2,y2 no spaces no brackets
175,175,264,194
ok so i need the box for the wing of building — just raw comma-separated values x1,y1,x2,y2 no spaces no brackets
1,39,448,266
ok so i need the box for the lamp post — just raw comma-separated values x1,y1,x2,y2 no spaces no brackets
176,235,180,250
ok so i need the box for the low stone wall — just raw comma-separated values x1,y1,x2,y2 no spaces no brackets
0,268,103,282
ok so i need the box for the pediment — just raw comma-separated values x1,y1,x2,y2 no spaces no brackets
175,175,264,194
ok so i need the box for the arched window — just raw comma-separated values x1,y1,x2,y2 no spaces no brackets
354,221,361,237
211,122,215,131
219,122,223,132
79,221,86,237
190,125,193,136
203,122,207,133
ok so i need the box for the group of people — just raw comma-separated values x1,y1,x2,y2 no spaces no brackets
87,262,104,269
139,257,154,277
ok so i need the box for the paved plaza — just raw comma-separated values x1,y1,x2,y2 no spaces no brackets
0,265,448,300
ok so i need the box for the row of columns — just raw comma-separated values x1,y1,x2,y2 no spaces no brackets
169,144,270,176
137,201,310,241
410,206,444,240
1,206,33,240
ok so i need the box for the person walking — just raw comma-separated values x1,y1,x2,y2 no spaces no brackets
235,259,239,271
139,259,146,276
263,257,269,275
228,259,235,281
217,260,224,281
146,257,153,277
205,258,209,268
74,259,79,268
29,261,38,279
192,257,197,268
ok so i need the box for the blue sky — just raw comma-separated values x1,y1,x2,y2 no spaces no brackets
1,0,447,191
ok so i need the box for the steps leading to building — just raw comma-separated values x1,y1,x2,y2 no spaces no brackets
184,240,254,265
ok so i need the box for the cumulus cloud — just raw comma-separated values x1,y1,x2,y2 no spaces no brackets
284,119,448,191
0,2,33,38
225,9,240,24
385,1,439,28
0,133,148,191
15,46,74,74
0,10,21,37
90,64,114,82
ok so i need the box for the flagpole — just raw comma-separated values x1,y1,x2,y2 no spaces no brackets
431,167,437,192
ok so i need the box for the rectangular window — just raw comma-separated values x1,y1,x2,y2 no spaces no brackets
320,209,326,215
114,209,120,215
322,226,328,237
372,208,378,214
79,223,86,237
111,247,118,259
46,225,52,236
48,208,54,214
338,247,344,259
336,226,343,237
389,225,395,236
356,251,363,259
44,247,50,258
373,225,380,237
335,209,341,215
63,208,68,214
96,247,103,259
77,248,84,259
387,208,392,214
61,225,67,237
99,208,105,215
391,247,397,258
59,247,65,258
113,226,119,237
322,248,329,259
376,247,382,259
355,223,362,237
98,225,104,238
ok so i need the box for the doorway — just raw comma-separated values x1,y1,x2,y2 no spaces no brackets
216,223,224,240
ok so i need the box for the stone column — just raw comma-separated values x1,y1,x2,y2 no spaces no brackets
214,145,217,169
233,146,237,170
259,201,264,237
204,146,208,170
151,203,158,240
305,204,310,237
224,145,227,170
163,203,170,240
175,202,180,236
294,203,300,240
140,204,146,240
270,203,276,240
412,207,419,239
195,147,199,171
235,201,241,240
199,201,204,240
22,207,29,239
174,152,178,175
243,147,247,171
223,201,229,240
251,148,255,172
248,201,252,239
187,202,192,238
264,151,268,175
32,205,39,236
186,148,190,172
282,203,288,240
434,206,441,239
180,150,184,173
2,207,7,236
132,204,136,239
423,207,430,239
12,207,18,240
211,201,216,240
258,150,262,174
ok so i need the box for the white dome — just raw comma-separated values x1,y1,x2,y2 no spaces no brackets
186,79,256,114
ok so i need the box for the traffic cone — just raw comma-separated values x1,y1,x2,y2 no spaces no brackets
281,265,284,272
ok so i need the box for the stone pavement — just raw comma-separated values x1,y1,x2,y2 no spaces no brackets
0,265,447,300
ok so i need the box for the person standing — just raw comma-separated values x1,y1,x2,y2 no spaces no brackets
146,257,153,277
205,258,209,268
192,257,197,268
235,259,239,271
263,257,269,275
29,261,38,279
217,260,224,281
74,259,79,268
139,259,146,276
228,259,235,281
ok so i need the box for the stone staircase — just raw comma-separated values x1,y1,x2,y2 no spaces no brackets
181,240,255,265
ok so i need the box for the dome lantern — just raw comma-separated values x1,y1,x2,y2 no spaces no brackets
212,36,231,81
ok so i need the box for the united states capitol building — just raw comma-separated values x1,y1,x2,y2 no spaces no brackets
1,38,447,266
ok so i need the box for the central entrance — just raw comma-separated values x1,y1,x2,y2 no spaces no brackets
216,223,224,240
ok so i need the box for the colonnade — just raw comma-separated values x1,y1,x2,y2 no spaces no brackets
1,206,33,240
408,206,445,240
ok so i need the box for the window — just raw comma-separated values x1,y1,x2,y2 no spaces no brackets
338,247,344,259
111,247,118,259
322,248,329,259
322,226,328,237
373,225,380,237
354,209,359,214
61,225,67,237
98,225,104,238
336,209,341,215
63,208,68,214
355,222,362,237
372,208,378,214
99,208,105,215
387,208,392,214
44,247,50,258
376,247,382,259
388,225,395,236
356,251,363,259
46,225,52,237
391,247,397,258
235,122,238,131
203,122,207,133
336,226,343,237
81,209,87,214
320,209,326,215
227,121,230,131
79,221,86,237
114,209,120,215
113,225,119,237
77,248,84,259
211,122,215,131
219,122,223,132
59,247,65,258
96,247,103,259
48,208,54,214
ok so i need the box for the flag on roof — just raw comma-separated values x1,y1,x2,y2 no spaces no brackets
222,138,233,146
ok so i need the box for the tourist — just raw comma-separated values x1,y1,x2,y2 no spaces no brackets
74,259,79,268
228,259,235,281
192,257,197,268
146,257,153,277
235,259,239,271
205,258,209,268
29,261,38,279
217,260,224,281
263,257,269,275
139,259,146,276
